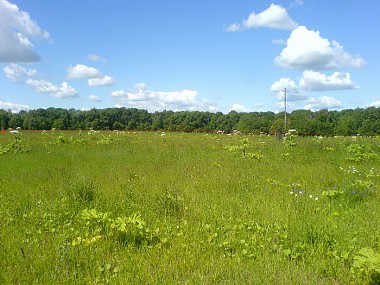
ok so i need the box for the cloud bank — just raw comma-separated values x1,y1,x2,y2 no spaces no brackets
112,83,217,112
271,70,358,110
25,79,78,99
304,96,342,110
0,100,30,113
299,70,358,91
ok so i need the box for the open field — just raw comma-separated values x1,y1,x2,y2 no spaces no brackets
1,130,380,284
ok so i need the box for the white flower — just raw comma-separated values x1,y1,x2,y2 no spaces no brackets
315,197,319,201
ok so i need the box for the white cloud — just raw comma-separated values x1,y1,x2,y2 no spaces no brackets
270,77,307,101
274,26,366,70
88,76,116,87
25,79,78,99
0,100,30,113
0,0,50,63
67,64,116,87
304,96,342,110
55,82,78,99
88,54,107,63
111,83,217,112
3,63,37,81
368,101,380,108
25,79,58,93
271,70,358,105
89,95,101,102
67,64,101,79
227,4,298,32
230,103,249,112
299,70,358,91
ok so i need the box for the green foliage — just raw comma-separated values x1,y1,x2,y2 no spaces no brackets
283,134,298,149
97,134,114,145
1,106,380,135
155,188,185,218
224,138,263,158
322,188,345,199
79,209,161,248
68,175,98,203
111,214,160,247
347,143,378,162
56,132,70,143
322,166,377,202
353,248,380,283
354,247,380,273
0,132,29,154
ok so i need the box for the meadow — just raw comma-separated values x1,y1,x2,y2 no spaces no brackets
1,130,380,284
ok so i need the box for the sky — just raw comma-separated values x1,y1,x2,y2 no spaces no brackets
1,0,379,113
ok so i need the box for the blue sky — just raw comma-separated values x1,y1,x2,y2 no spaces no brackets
1,0,379,113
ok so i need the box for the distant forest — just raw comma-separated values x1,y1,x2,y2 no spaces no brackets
1,107,380,135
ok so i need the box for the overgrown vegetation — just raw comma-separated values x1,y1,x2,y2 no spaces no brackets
0,130,379,284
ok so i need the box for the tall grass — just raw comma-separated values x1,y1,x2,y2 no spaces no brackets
0,130,379,284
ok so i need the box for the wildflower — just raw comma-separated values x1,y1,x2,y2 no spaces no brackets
309,195,313,199
315,197,319,201
290,191,293,195
298,190,303,195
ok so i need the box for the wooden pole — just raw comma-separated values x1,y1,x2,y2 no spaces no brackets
284,88,287,133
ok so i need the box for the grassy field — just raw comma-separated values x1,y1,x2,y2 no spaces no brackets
1,130,380,284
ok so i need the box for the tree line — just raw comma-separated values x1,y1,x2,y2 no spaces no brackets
0,107,379,135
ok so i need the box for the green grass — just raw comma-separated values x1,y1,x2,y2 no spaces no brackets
1,130,380,284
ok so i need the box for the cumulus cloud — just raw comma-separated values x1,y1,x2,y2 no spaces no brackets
274,26,366,70
0,100,30,113
111,83,217,112
67,64,116,87
299,70,358,91
67,64,101,79
304,96,342,110
88,76,116,87
89,95,101,102
271,70,358,109
227,4,298,32
25,79,78,99
3,63,37,81
0,0,50,63
270,77,307,101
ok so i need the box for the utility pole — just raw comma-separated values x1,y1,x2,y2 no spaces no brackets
284,88,287,133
